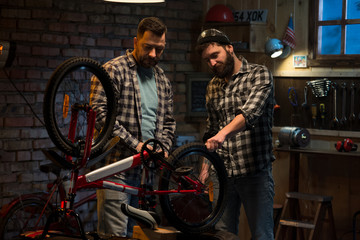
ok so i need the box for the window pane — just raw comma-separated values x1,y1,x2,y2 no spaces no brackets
345,24,360,54
346,0,360,19
318,25,341,54
319,0,342,20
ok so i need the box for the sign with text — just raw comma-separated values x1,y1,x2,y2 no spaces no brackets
233,9,268,23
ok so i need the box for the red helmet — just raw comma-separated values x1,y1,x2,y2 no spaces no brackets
205,4,234,23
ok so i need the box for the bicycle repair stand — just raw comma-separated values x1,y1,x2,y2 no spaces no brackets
40,193,88,240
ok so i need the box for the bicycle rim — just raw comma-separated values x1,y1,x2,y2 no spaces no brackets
0,199,53,240
159,143,228,234
43,57,117,158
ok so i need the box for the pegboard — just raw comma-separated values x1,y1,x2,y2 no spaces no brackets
273,77,360,132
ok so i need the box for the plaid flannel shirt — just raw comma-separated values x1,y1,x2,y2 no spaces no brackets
90,50,176,181
205,56,275,177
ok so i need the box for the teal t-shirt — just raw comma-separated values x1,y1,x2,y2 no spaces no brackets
137,66,158,141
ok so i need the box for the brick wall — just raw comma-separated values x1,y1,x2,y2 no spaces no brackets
0,0,205,224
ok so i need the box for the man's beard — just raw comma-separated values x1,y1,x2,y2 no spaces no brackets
212,50,234,79
138,54,159,68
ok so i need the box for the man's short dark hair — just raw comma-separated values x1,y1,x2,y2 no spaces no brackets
137,17,167,38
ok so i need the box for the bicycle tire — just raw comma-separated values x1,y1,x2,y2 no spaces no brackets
43,57,117,158
0,198,54,240
159,143,228,234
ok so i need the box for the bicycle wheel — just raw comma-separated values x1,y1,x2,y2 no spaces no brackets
43,57,117,158
0,198,54,240
159,143,228,234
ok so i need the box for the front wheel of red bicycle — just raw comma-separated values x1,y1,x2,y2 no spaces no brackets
159,143,228,235
43,57,117,158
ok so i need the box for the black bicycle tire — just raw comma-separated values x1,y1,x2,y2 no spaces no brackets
43,57,117,158
0,198,54,240
159,143,228,234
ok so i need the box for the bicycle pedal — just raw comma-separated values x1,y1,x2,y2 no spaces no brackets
174,166,193,176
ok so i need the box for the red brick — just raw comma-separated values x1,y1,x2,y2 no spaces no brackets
62,48,86,57
104,26,129,36
32,150,48,161
89,15,114,24
23,82,46,91
32,139,55,150
32,9,61,19
15,44,31,55
0,19,17,28
69,36,96,46
107,4,131,15
41,34,69,45
78,24,104,34
6,94,34,104
26,69,41,79
89,49,106,58
3,140,32,151
4,117,34,127
32,46,60,56
18,56,38,67
11,32,40,42
0,82,23,91
97,38,112,47
114,15,138,25
48,59,64,68
0,150,16,163
18,173,34,182
80,4,106,14
21,128,48,139
49,22,77,33
17,151,31,161
0,173,17,184
25,0,52,8
18,19,46,30
9,69,26,79
122,39,133,49
2,8,31,18
60,12,88,22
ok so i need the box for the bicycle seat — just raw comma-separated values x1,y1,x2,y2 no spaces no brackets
120,203,159,230
40,163,61,177
42,149,73,170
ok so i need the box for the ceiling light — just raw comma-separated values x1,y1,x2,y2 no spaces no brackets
104,0,164,3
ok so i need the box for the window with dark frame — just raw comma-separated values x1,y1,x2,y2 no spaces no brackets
309,0,360,67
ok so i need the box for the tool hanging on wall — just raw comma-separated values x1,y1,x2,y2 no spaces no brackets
301,86,309,110
311,104,317,128
306,78,332,98
319,103,325,129
331,82,339,130
288,87,298,107
339,82,347,129
359,87,360,122
349,83,356,124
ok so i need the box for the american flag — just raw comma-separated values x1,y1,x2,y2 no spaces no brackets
283,15,296,49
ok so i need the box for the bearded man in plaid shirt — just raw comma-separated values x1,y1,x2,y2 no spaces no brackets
196,29,275,240
90,17,175,238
